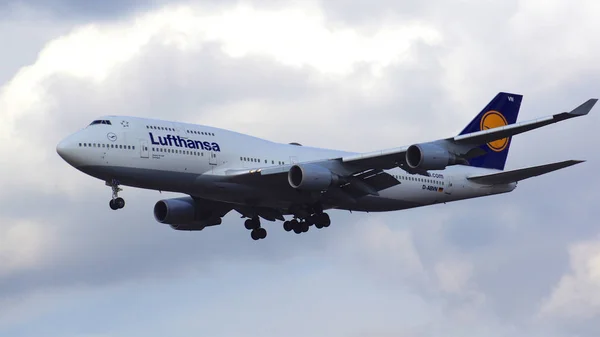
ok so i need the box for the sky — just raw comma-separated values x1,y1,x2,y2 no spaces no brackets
1,0,600,336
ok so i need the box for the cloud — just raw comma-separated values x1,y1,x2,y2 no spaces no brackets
1,0,600,336
540,236,600,321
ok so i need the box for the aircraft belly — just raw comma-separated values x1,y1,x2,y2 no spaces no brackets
79,165,199,192
341,195,423,212
77,166,436,212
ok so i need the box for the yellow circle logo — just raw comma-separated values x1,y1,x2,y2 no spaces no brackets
480,111,508,152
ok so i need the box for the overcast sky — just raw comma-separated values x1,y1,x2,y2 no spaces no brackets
1,0,600,336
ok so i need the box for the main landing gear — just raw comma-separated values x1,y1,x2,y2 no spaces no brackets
283,213,331,235
245,217,267,240
107,179,125,210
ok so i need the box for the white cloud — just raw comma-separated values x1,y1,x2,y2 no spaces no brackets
539,235,600,320
434,257,474,294
0,219,56,278
1,0,600,336
0,2,442,198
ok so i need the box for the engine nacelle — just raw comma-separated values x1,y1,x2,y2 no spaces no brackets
406,143,460,170
169,218,222,231
288,164,339,191
153,197,222,231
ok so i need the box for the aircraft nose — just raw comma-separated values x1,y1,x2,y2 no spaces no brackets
56,139,67,158
56,137,78,166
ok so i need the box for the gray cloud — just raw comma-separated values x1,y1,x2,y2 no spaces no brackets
2,1,600,336
1,0,164,19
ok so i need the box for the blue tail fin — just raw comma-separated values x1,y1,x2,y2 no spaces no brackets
459,92,523,170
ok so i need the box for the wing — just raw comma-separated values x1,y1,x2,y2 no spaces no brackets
341,98,596,172
190,195,288,223
202,96,595,203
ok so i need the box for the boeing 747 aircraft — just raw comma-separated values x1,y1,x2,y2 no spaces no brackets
56,93,596,240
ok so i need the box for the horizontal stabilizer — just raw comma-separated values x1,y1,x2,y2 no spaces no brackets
467,160,584,185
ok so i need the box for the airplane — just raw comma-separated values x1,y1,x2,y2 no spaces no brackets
56,93,597,240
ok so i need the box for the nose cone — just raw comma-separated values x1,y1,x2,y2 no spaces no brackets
56,139,68,158
56,137,79,167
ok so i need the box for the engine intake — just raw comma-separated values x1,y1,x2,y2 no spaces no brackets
288,164,339,191
406,143,461,170
154,197,222,231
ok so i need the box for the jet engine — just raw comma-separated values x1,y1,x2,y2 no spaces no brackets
288,164,340,191
153,197,222,231
406,143,462,170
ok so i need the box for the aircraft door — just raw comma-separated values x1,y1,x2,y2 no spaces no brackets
209,152,217,165
140,140,149,158
444,176,453,195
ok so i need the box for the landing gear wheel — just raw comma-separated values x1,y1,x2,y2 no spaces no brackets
251,227,267,240
301,222,309,233
115,197,125,209
320,213,331,227
293,226,303,234
244,218,260,230
257,227,267,239
109,199,119,210
283,221,293,232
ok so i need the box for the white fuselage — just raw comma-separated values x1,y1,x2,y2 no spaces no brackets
56,116,516,214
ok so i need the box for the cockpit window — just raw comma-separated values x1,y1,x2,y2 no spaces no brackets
89,120,112,126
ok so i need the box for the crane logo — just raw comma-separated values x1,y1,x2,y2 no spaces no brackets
480,111,508,152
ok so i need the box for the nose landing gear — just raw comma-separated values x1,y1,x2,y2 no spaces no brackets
107,179,125,210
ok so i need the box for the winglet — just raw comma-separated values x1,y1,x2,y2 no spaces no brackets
569,98,598,116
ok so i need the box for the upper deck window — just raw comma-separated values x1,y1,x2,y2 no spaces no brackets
89,120,112,126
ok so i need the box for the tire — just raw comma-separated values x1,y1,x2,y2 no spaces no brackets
109,199,118,210
257,227,267,239
283,221,292,232
115,197,125,209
